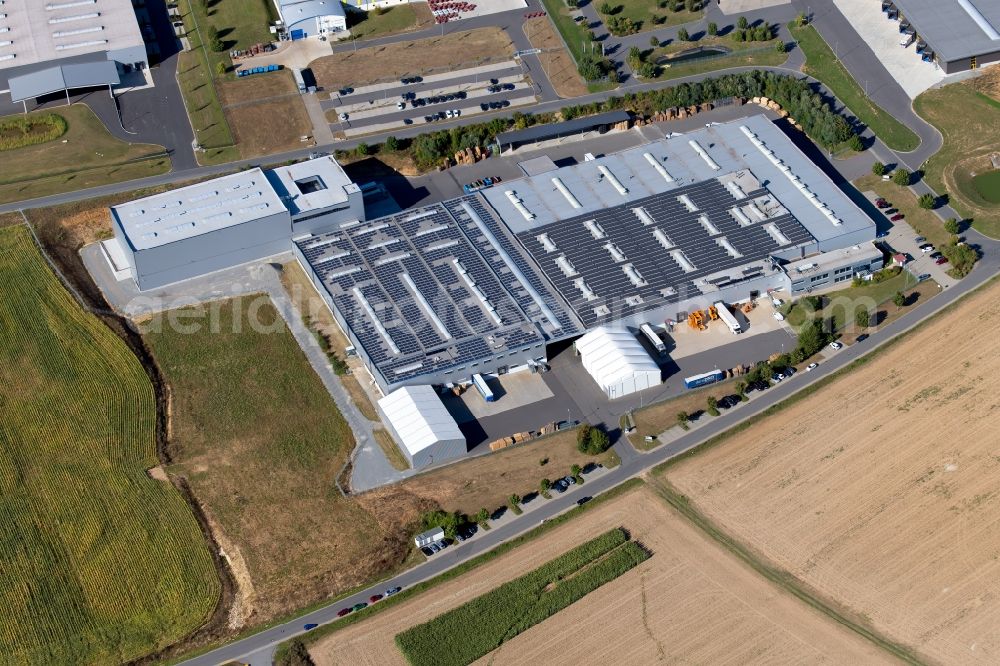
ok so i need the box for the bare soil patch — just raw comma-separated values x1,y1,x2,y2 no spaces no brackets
666,279,1000,665
310,28,513,92
523,17,587,98
309,486,894,665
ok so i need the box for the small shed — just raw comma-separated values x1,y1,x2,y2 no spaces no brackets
575,327,661,399
414,527,445,548
377,385,466,469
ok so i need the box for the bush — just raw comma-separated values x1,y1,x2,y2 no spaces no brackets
577,54,607,81
855,309,870,328
941,242,979,277
383,135,399,152
540,478,551,496
599,2,614,14
918,193,935,209
567,0,578,6
636,62,658,78
207,26,225,52
606,15,639,36
355,142,369,157
892,168,911,186
476,508,490,526
737,16,748,29
872,161,886,176
848,134,864,152
775,40,787,53
0,113,68,152
707,21,717,36
677,27,689,41
676,411,689,430
576,423,593,451
686,0,699,10
650,35,660,47
795,320,828,359
706,396,719,417
944,217,960,234
215,60,227,76
421,509,466,540
893,291,906,307
275,639,314,666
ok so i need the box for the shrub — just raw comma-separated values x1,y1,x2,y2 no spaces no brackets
606,15,639,36
855,309,870,328
795,12,808,26
207,26,225,52
540,478,551,496
872,161,886,176
737,16,748,29
676,411,689,430
215,60,227,76
686,0,699,11
707,21,717,36
943,217,960,234
795,320,828,359
650,35,660,47
636,62,658,78
941,242,979,277
706,396,719,417
732,29,745,42
775,40,787,53
276,639,314,666
599,2,614,14
383,135,399,152
893,291,906,307
420,509,464,540
576,423,593,451
847,133,864,151
677,27,690,41
567,0,578,6
892,168,911,186
355,142,369,157
918,193,935,209
476,508,490,527
0,113,68,151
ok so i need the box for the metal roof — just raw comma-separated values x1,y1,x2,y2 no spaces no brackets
8,60,119,102
266,156,359,216
893,0,1000,61
377,386,463,457
277,0,345,30
0,0,144,71
111,169,286,251
495,111,631,146
575,327,660,391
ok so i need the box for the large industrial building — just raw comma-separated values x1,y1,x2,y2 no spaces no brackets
274,0,347,39
110,114,878,399
377,385,466,468
0,0,148,106
888,0,1000,72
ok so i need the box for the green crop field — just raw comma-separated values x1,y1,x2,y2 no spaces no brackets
0,226,219,664
395,528,649,666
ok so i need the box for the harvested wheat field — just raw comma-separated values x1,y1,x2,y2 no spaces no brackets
666,280,1000,665
309,486,894,665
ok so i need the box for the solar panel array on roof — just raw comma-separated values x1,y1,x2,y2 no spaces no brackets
516,176,815,328
296,196,568,386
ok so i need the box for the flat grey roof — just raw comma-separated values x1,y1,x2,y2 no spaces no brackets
266,156,360,216
893,0,1000,61
495,111,631,146
8,60,119,102
0,0,144,71
111,169,286,251
295,196,577,385
785,242,883,276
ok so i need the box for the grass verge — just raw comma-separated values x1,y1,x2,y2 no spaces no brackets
346,4,431,40
791,24,919,152
540,0,594,64
651,40,787,82
374,428,411,471
0,226,219,664
395,527,648,666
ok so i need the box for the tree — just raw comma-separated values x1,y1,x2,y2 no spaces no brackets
637,61,658,78
650,35,660,47
207,26,225,52
737,16,749,30
892,168,911,186
215,60,227,76
676,411,689,430
707,21,717,36
571,464,581,476
706,396,720,417
384,135,399,152
893,291,906,307
686,0,698,11
276,639,314,666
476,507,490,526
855,308,870,328
918,192,936,209
732,28,745,42
795,12,808,27
795,319,827,359
847,134,863,152
609,69,620,83
509,493,521,506
871,161,886,176
775,40,786,53
576,422,593,453
540,478,551,497
355,142,369,157
944,217,960,234
628,45,642,64
599,2,614,14
677,27,690,41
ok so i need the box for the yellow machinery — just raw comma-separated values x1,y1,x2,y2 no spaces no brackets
687,310,705,330
708,306,719,321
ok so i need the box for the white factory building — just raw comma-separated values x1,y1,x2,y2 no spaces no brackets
0,0,148,106
377,385,466,469
274,0,347,39
575,327,661,399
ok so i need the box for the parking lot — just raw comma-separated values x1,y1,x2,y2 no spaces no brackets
861,190,955,288
833,0,945,98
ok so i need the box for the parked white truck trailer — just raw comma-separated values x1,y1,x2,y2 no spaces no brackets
639,323,667,354
714,301,743,334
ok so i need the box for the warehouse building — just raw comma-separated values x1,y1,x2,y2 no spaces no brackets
889,0,1000,72
377,385,466,469
575,327,661,399
109,156,362,290
0,0,148,106
274,0,347,39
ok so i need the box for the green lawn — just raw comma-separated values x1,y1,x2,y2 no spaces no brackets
0,105,169,204
914,79,1000,237
540,0,594,64
972,170,1000,203
791,24,919,152
783,270,917,333
650,36,787,82
603,0,702,34
194,0,275,74
0,226,220,664
346,4,426,41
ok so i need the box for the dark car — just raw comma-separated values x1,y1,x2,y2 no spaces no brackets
935,256,948,265
487,85,500,93
576,496,593,506
489,77,499,84
856,334,869,342
875,198,889,208
304,623,318,630
503,83,515,90
718,395,740,409
403,118,413,125
385,586,402,596
421,546,434,555
481,103,490,111
929,252,943,259
352,602,368,612
337,608,352,617
890,214,905,222
369,594,383,603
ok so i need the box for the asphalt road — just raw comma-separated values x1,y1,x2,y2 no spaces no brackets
180,221,999,666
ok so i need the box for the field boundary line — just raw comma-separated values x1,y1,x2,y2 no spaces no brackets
18,210,103,316
646,476,925,665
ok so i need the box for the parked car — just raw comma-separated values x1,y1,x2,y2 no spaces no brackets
576,496,593,506
352,603,368,611
914,236,925,243
396,101,405,110
304,623,318,630
369,594,383,603
338,87,354,95
918,273,932,281
785,366,796,377
806,362,818,371
772,311,785,321
337,608,352,617
929,252,943,260
772,372,784,382
920,244,934,253
935,256,948,265
403,118,413,125
385,586,402,596
339,112,349,121
830,341,843,350
718,395,740,409
856,333,869,342
875,198,889,208
428,543,440,553
890,214,905,222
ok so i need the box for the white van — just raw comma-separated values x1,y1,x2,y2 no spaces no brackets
900,33,915,48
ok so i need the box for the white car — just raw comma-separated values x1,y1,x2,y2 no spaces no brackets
829,341,843,350
920,244,934,253
806,362,818,371
453,109,461,117
771,297,783,307
396,101,405,110
772,311,785,321
446,109,454,118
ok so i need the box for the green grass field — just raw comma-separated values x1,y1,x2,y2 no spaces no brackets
972,171,1000,203
395,528,649,666
783,270,915,332
610,0,701,32
540,0,594,64
651,36,787,81
0,226,219,664
347,4,426,40
0,105,168,204
791,24,919,152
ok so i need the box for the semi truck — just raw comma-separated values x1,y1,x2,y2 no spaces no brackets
639,323,667,354
684,369,724,390
472,373,494,402
714,301,743,335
